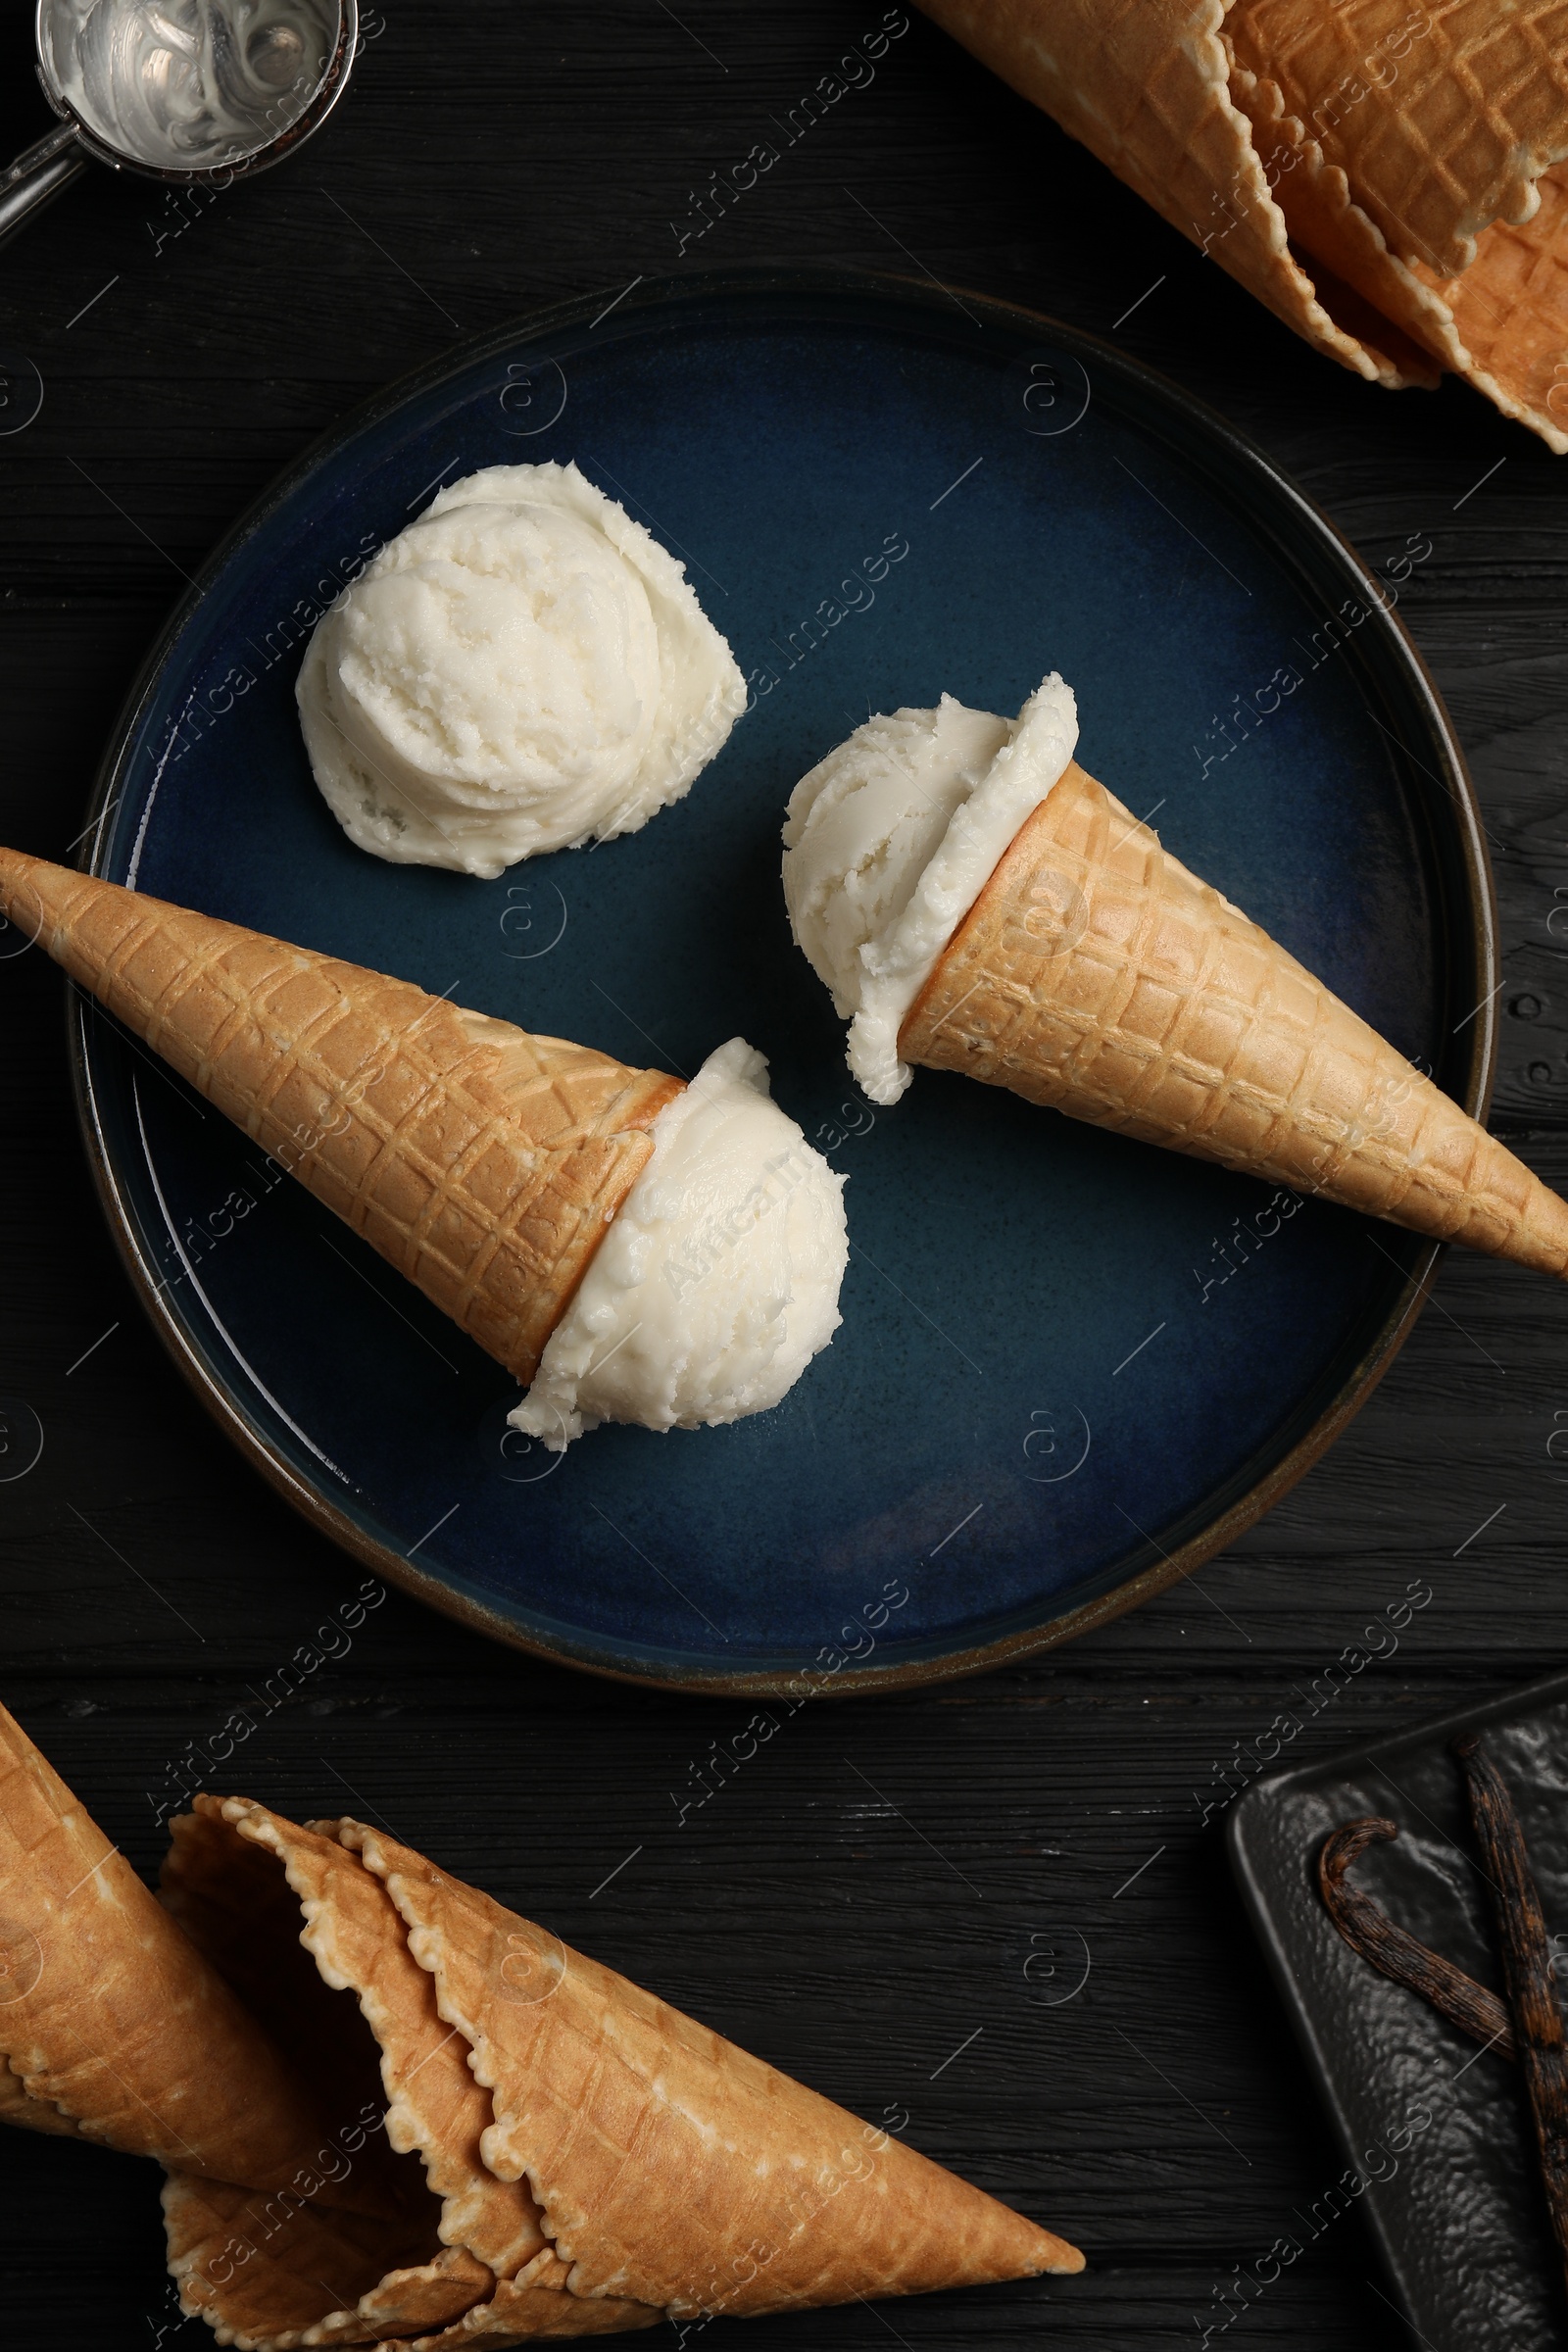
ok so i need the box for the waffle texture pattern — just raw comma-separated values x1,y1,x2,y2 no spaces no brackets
0,849,681,1385
903,762,1568,1274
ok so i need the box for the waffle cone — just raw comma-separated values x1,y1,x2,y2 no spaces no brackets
0,849,682,1385
0,1703,1081,2346
0,1700,389,2208
1226,0,1568,453
347,1819,1082,2323
915,0,1568,449
901,762,1568,1277
146,1798,1077,2347
1227,0,1568,280
160,1797,654,2347
914,0,1432,384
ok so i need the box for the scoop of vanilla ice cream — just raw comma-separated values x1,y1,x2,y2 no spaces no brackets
298,461,746,879
782,698,1012,1015
781,674,1079,1104
510,1038,848,1450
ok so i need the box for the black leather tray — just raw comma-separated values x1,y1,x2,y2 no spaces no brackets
1229,1671,1568,2351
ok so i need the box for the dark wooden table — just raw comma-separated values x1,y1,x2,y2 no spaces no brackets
2,8,1565,2346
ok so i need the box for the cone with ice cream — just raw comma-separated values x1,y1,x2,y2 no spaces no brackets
0,1702,1084,2347
0,847,847,1450
915,0,1568,452
782,675,1568,1279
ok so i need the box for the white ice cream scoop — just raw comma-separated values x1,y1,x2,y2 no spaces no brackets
298,461,747,879
782,676,1079,1104
512,1039,848,1451
2,0,358,249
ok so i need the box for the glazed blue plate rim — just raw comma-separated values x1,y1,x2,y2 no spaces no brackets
67,266,1496,1695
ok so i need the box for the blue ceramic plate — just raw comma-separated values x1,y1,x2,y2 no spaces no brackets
71,269,1494,1693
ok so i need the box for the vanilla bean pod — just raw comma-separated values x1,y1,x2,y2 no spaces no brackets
1454,1735,1568,2288
1319,1817,1516,2061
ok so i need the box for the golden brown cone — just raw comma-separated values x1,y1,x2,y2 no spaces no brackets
1405,169,1568,450
0,1698,376,2203
0,2060,81,2138
901,762,1568,1278
156,1799,662,2348
161,2174,460,2352
1227,0,1568,279
160,1800,490,2346
403,2259,665,2348
241,1803,543,2282
159,1798,659,2348
158,1800,1065,2348
0,847,683,1386
914,0,1568,449
914,0,1431,384
1225,6,1568,453
2,1732,1078,2347
349,1818,1084,2320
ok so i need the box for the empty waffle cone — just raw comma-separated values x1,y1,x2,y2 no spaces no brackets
1226,0,1568,453
153,1795,1080,2349
0,849,682,1385
901,761,1568,1278
0,1698,406,2222
161,1797,654,2347
913,0,1434,386
915,0,1568,450
1227,0,1568,280
351,1820,1080,2322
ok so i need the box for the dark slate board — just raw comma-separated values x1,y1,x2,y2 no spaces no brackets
1233,1670,1568,2352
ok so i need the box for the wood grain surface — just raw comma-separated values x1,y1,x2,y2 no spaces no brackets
2,6,1567,2346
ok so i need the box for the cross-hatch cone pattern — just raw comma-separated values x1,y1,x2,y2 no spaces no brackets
915,0,1568,452
0,847,682,1384
902,761,1568,1277
0,1705,1084,2348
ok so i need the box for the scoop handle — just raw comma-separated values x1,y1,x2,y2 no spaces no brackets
0,123,88,252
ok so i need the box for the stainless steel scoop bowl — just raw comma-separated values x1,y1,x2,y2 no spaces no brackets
1,0,359,249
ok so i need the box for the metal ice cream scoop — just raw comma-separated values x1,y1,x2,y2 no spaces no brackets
0,0,358,249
